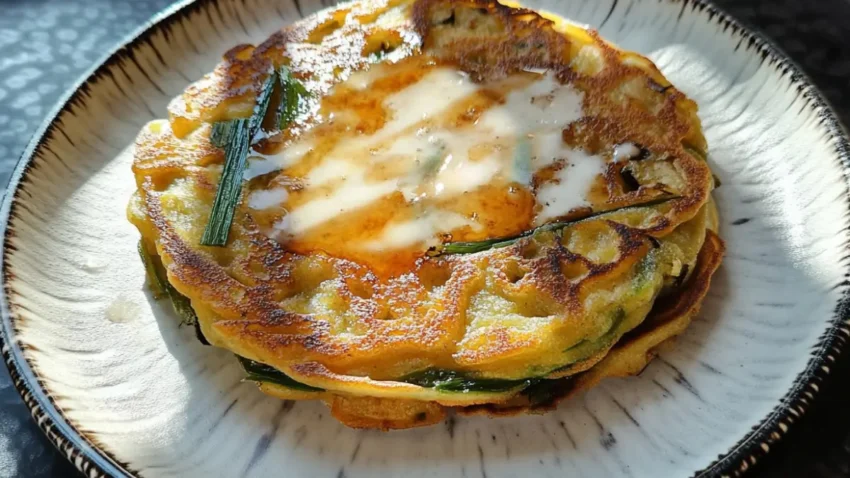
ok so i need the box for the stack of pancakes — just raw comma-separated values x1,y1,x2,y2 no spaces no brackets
128,0,724,429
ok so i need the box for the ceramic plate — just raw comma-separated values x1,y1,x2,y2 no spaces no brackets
2,0,849,476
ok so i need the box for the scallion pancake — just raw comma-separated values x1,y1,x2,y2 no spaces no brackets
127,0,723,429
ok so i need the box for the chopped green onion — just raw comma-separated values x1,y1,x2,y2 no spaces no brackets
521,378,570,407
250,69,278,134
201,67,311,247
278,66,311,129
428,236,519,255
368,43,396,63
167,285,200,328
209,120,238,149
159,271,198,328
549,307,629,377
237,356,324,392
430,196,679,256
136,240,200,328
400,368,535,393
200,118,252,246
162,275,199,327
201,70,277,247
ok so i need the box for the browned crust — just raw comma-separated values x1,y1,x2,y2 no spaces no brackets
561,229,725,393
329,395,447,430
413,0,573,79
142,172,675,376
129,0,723,429
167,0,420,137
250,228,724,428
459,229,725,418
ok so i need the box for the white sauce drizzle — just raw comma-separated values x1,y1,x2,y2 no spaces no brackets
307,159,359,186
243,141,314,180
274,170,398,236
613,142,640,162
529,131,570,173
435,152,502,197
362,211,479,251
354,68,478,150
249,187,289,210
251,67,604,251
477,74,584,137
535,149,607,225
345,67,381,90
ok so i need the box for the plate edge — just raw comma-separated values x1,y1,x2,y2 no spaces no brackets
0,0,207,477
0,0,848,477
677,0,850,476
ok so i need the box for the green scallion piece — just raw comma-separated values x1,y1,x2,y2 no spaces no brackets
164,281,199,327
237,356,324,392
520,378,570,407
200,118,252,246
278,66,311,129
209,120,238,148
136,240,199,327
430,195,679,256
400,368,535,393
250,69,278,134
201,70,277,247
201,67,311,246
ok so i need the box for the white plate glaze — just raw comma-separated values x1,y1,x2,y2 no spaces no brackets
2,0,849,477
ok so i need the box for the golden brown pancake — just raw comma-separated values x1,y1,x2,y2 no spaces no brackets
128,0,723,429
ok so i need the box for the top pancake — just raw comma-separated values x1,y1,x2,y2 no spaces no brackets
128,0,716,386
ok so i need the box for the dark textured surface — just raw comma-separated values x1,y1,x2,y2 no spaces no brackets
0,0,848,476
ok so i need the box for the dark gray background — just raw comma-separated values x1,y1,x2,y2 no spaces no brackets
0,0,848,476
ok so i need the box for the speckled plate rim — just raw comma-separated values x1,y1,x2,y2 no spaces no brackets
1,0,849,477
